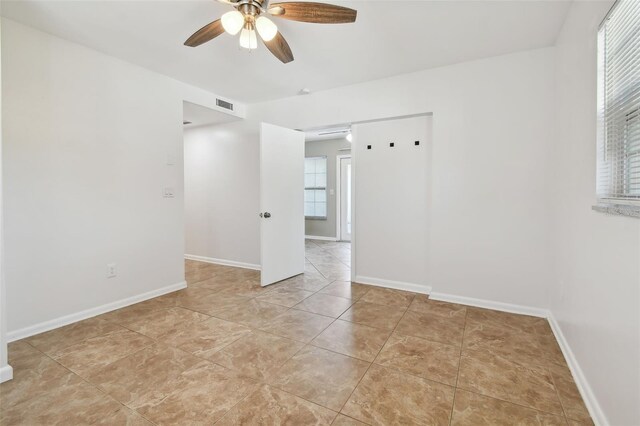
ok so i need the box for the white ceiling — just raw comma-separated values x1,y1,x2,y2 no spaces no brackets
0,0,572,103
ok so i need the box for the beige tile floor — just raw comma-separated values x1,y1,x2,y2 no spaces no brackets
0,239,592,425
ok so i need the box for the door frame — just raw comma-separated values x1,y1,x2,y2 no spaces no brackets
335,154,351,242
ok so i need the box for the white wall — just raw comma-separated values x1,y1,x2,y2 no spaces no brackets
184,122,260,267
249,47,556,308
353,116,431,291
1,19,238,337
552,1,640,424
0,18,12,383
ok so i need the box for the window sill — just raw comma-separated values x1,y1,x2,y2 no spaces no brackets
592,203,640,218
305,217,327,221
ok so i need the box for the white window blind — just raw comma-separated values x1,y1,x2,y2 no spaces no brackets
304,156,327,219
597,0,640,201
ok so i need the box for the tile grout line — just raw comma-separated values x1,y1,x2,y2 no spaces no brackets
447,307,468,425
452,387,571,420
112,301,300,425
102,308,270,425
16,315,212,425
293,241,381,421
303,337,380,365
335,293,415,418
20,257,578,424
9,258,341,425
195,247,347,405
452,311,572,420
344,305,466,388
247,245,355,339
259,350,348,419
23,322,135,361
227,288,354,349
209,287,347,425
31,285,273,425
10,248,357,425
16,258,568,423
175,360,265,424
548,365,572,424
453,312,574,420
332,412,372,426
215,382,342,424
23,340,159,426
306,242,351,281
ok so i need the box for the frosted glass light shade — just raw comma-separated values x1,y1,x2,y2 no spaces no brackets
256,16,278,41
221,11,244,35
239,27,258,50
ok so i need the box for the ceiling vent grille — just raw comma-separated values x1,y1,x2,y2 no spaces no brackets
318,129,349,136
216,98,234,111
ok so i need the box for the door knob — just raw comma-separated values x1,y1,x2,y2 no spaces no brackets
263,212,271,218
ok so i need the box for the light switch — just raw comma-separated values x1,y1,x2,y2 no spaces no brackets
106,263,117,278
163,187,175,198
329,189,335,196
166,152,177,165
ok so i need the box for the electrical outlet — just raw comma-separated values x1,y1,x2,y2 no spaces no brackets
163,187,175,198
107,263,117,278
166,151,177,165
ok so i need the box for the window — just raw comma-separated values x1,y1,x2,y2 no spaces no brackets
597,0,640,202
304,156,327,219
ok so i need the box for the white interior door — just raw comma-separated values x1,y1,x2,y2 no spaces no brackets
260,123,305,286
339,157,352,241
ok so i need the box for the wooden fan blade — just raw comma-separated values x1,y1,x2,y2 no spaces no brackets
268,2,356,23
184,19,225,47
264,32,294,63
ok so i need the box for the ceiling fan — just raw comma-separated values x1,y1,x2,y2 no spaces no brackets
184,0,357,64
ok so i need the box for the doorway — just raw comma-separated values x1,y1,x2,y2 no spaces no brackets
183,116,305,287
303,126,353,282
337,155,352,242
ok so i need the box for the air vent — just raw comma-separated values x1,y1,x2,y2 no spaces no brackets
318,130,349,136
216,98,234,111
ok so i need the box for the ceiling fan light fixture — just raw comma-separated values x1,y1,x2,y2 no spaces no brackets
239,25,258,50
256,16,278,41
183,1,357,63
221,10,244,35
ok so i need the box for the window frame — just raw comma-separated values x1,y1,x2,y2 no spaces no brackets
304,156,328,220
596,0,640,208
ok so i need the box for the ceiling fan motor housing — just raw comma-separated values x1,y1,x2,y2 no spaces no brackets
237,0,264,17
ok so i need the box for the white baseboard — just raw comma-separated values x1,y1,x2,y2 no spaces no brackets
7,281,187,342
428,291,605,425
354,275,431,295
184,254,261,271
2,259,605,426
547,312,607,426
429,291,549,318
305,235,338,242
0,365,13,383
